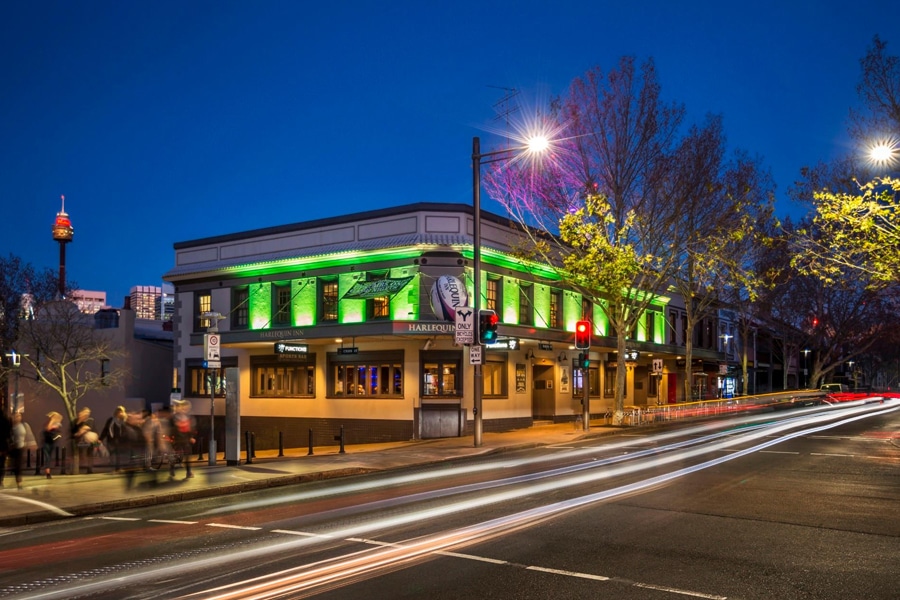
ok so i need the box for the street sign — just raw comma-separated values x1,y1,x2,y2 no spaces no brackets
204,360,221,369
469,344,483,365
338,347,359,355
205,334,221,361
454,306,475,345
652,358,663,373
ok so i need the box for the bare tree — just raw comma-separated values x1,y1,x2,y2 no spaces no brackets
850,35,900,143
0,256,63,412
16,298,127,471
668,115,776,400
485,57,687,423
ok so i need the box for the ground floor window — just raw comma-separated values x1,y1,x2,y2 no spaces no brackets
573,367,599,396
483,355,508,397
604,365,617,398
423,352,461,397
251,356,316,397
329,350,404,398
186,357,237,398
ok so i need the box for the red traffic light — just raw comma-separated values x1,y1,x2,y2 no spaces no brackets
575,320,591,349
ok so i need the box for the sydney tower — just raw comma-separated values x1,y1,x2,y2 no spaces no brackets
51,195,74,298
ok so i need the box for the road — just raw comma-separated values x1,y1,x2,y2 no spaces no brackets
0,399,897,599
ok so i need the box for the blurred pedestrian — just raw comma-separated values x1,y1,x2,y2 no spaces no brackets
121,410,146,490
42,411,63,478
141,409,162,470
72,407,97,474
169,401,196,480
0,411,11,488
100,406,128,472
8,412,28,489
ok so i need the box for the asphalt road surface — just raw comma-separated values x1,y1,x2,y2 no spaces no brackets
0,399,897,599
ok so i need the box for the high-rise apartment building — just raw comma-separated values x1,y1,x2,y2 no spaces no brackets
129,284,175,321
130,285,161,320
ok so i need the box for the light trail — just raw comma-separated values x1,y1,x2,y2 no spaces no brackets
9,400,895,600
196,400,864,519
193,402,899,599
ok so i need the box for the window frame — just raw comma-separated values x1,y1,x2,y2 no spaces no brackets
232,287,249,330
195,291,212,332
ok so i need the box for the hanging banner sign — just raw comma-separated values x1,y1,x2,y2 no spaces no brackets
342,276,414,299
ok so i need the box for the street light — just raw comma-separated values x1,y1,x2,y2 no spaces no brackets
471,135,548,447
802,349,811,389
4,350,27,413
201,311,225,465
868,138,898,167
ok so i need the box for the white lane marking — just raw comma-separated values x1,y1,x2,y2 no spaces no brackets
635,582,727,599
760,450,799,454
271,529,335,538
99,516,141,521
436,551,508,564
810,453,855,457
526,565,611,581
149,519,198,524
207,523,261,530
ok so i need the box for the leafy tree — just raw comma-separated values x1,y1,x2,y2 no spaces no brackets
794,177,899,287
484,57,689,423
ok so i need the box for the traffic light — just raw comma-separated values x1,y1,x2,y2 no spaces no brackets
575,320,591,349
479,310,499,344
579,352,590,368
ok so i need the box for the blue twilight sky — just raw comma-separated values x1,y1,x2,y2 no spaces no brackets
1,1,896,306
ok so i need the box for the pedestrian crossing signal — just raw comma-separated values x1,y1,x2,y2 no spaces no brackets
575,320,591,349
479,310,499,344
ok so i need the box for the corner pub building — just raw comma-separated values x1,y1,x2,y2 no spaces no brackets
164,203,730,450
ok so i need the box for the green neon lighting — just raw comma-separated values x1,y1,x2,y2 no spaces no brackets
340,272,364,323
389,268,418,321
293,279,316,326
249,282,272,329
533,284,550,328
564,291,581,332
222,248,425,279
502,278,517,323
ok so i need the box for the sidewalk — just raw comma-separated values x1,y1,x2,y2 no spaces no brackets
0,421,620,527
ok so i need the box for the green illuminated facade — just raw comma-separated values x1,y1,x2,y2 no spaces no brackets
165,203,730,449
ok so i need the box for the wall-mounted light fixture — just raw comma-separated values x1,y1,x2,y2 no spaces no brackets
423,339,433,351
558,351,568,363
525,349,535,361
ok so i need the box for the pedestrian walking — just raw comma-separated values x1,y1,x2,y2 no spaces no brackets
72,407,97,474
121,410,146,490
141,409,162,470
42,411,63,478
0,411,11,488
8,413,29,489
100,406,128,472
169,401,196,480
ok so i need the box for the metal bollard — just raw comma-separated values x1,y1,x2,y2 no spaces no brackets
307,428,314,456
339,425,345,454
250,432,256,458
197,438,205,461
245,430,253,464
278,431,284,457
